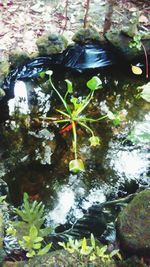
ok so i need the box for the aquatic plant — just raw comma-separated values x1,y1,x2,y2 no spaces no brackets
58,234,120,263
7,193,52,258
43,71,108,173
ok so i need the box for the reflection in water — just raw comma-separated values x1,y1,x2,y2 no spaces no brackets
1,72,150,231
8,81,29,115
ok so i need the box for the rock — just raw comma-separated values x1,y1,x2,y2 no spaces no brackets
0,60,10,87
105,29,150,61
72,27,104,44
36,33,68,55
25,250,117,267
9,49,30,67
117,189,150,254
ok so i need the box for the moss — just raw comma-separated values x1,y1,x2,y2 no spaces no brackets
117,189,150,254
36,33,68,55
9,49,30,67
72,27,102,44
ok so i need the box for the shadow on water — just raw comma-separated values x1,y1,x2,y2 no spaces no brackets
0,67,150,232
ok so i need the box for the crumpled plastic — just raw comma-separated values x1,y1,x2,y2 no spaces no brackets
2,43,117,101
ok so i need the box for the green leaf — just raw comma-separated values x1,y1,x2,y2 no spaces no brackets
65,79,73,93
69,159,85,173
39,71,46,79
29,225,38,239
87,76,102,91
33,243,41,250
37,243,52,256
90,234,96,249
23,236,30,242
26,250,35,258
139,82,150,102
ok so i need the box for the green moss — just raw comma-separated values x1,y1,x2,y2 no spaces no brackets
72,28,102,44
117,189,150,253
36,33,68,55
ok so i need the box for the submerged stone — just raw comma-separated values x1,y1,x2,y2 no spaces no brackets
117,189,150,254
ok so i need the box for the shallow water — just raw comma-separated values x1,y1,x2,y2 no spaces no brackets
0,70,150,232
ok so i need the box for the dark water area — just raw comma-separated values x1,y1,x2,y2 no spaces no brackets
0,67,150,241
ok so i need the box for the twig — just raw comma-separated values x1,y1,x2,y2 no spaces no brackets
83,0,90,28
62,0,69,33
141,42,149,79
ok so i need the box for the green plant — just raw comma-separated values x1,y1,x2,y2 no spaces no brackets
129,33,149,79
7,193,52,258
58,234,120,263
42,71,118,173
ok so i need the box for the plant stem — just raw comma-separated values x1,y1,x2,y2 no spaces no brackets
49,77,71,115
72,120,77,159
75,92,94,117
141,42,149,79
78,121,94,136
84,0,90,28
79,114,108,122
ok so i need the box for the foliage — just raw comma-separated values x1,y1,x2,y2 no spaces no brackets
7,193,52,258
58,234,120,263
137,82,150,103
129,33,149,79
42,71,118,173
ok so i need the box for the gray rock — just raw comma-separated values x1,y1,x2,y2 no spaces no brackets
117,189,150,254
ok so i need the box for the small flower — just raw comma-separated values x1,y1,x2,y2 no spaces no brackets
89,136,100,147
69,159,85,173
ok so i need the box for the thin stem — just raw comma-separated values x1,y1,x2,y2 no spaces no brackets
79,114,108,122
55,109,70,118
54,119,70,123
49,77,71,115
78,121,94,136
141,42,149,79
84,0,90,28
72,120,77,159
62,0,69,33
75,92,94,117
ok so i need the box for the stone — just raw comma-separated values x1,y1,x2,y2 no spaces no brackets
105,29,150,61
9,49,30,67
0,60,10,87
36,33,68,55
72,27,104,44
117,189,150,254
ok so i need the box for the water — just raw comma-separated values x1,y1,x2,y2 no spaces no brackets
0,70,150,232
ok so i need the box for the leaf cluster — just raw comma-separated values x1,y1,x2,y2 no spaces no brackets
7,193,52,258
58,234,120,263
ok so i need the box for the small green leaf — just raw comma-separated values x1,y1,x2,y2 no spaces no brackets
29,225,38,239
26,250,35,258
89,136,100,147
139,82,150,102
65,79,73,93
39,71,46,79
90,234,96,248
37,243,52,256
7,227,16,236
33,243,41,250
87,76,102,91
69,159,85,173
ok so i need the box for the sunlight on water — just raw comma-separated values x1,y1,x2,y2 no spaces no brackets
8,81,29,115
